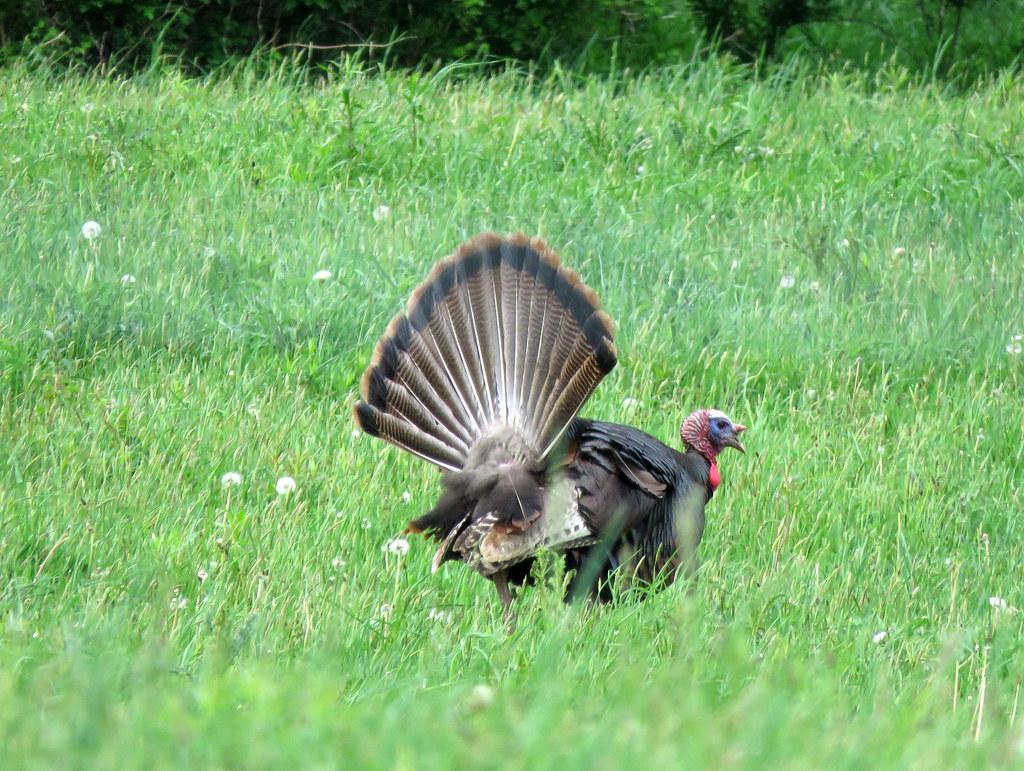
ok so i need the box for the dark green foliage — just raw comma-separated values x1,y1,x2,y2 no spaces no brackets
0,0,1022,77
0,0,695,70
686,0,836,60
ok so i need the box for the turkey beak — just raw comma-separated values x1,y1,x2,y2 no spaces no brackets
724,423,747,453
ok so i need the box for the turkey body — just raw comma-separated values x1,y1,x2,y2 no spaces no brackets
563,418,713,597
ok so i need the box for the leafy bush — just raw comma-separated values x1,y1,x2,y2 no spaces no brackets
0,0,698,70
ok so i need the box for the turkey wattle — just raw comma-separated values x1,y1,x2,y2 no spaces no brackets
354,232,746,609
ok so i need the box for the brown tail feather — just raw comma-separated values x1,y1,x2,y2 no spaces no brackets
354,232,617,469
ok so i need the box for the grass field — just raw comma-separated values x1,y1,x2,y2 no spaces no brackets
2,55,1023,768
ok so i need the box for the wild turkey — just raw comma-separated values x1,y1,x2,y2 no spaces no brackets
354,232,746,609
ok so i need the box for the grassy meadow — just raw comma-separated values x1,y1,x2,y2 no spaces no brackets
2,56,1023,768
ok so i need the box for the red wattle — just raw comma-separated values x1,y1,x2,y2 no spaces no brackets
709,460,721,490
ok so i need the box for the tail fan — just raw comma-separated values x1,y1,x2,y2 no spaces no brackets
354,232,617,470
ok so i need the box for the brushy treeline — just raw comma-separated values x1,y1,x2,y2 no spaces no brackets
2,0,1022,79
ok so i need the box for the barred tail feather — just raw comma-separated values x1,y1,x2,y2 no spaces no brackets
355,232,617,468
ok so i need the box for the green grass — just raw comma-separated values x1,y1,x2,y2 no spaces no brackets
2,55,1023,768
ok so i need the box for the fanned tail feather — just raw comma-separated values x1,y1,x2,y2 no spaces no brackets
354,232,617,468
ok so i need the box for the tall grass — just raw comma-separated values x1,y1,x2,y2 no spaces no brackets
1,55,1023,768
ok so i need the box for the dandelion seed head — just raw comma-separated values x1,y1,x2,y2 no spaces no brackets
621,397,642,411
893,246,906,256
81,102,95,114
428,607,453,624
990,596,1008,610
779,275,796,289
331,557,346,570
401,490,412,504
1007,342,1022,355
221,471,242,487
383,537,410,556
120,274,136,286
203,246,217,258
313,269,332,282
197,568,209,582
81,220,102,240
373,204,390,222
275,476,296,495
809,281,821,292
872,630,887,644
467,684,495,710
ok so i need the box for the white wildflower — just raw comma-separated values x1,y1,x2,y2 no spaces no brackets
401,490,412,504
989,596,1008,611
621,397,642,411
809,280,821,292
120,274,136,286
331,557,346,570
203,245,217,258
805,388,817,400
276,476,297,495
81,220,102,240
1007,341,1023,355
841,238,850,248
351,429,361,440
197,568,209,582
893,246,906,256
377,602,393,620
221,471,242,487
169,592,188,611
373,204,390,221
383,537,410,556
313,269,332,282
362,518,372,529
81,102,95,114
636,165,646,176
779,275,796,289
428,607,453,624
730,259,739,271
872,630,887,644
467,684,495,710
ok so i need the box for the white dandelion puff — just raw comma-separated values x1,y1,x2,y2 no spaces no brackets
81,220,102,240
1007,342,1023,355
809,280,821,292
203,245,217,258
401,490,412,504
81,102,95,114
383,537,410,556
621,397,642,411
197,568,209,582
872,630,887,644
467,684,495,710
428,607,453,624
313,269,333,282
331,557,346,570
989,596,1008,611
636,165,646,176
373,204,390,222
221,471,242,487
779,275,796,289
275,476,297,495
893,246,906,256
120,274,136,286
362,518,372,529
377,603,393,620
805,388,817,400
